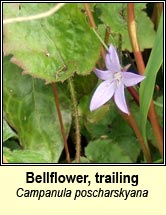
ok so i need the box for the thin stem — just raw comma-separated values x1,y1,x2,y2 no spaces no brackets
104,26,111,46
151,3,163,30
52,83,71,163
84,3,106,59
84,3,96,29
68,78,81,163
84,2,151,162
118,34,123,65
148,102,163,155
127,3,144,75
92,28,108,51
127,87,139,105
127,3,163,157
3,3,66,24
120,112,152,163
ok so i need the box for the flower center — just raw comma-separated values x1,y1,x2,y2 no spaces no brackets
114,72,122,85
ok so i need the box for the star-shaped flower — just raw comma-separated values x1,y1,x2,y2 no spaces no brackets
90,44,145,114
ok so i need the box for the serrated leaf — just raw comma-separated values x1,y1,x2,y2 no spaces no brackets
3,56,72,163
3,3,100,83
98,3,156,51
85,139,132,163
3,119,17,142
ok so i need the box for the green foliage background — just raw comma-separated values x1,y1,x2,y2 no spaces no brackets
3,3,163,163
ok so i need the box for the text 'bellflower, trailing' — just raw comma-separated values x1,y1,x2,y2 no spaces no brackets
90,44,145,114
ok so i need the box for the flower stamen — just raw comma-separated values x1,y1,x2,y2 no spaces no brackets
90,44,145,114
114,72,122,85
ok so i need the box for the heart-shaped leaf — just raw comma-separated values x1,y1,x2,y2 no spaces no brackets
3,3,100,83
3,56,72,163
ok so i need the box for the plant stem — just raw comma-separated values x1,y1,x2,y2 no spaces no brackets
120,112,152,163
84,3,106,59
148,102,163,155
127,3,144,75
84,3,96,29
127,87,139,105
104,26,111,46
127,3,163,157
52,83,71,163
92,29,108,51
84,3,151,162
68,78,81,163
151,3,163,30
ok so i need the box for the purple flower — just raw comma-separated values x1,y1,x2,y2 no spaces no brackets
90,44,145,114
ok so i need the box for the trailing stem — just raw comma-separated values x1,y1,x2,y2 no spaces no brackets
68,78,81,163
84,3,105,60
127,3,163,157
52,83,71,163
120,113,152,162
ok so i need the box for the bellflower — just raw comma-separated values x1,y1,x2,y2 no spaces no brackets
90,44,145,114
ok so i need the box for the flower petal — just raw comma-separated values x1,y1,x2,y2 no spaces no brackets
94,68,113,81
114,84,129,114
90,80,116,111
122,72,145,87
105,44,121,71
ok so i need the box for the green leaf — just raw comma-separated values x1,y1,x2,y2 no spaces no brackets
3,119,17,142
73,73,98,100
139,14,163,143
3,56,72,163
98,3,156,51
85,139,132,163
83,102,141,163
78,95,109,124
3,3,100,83
154,97,163,108
3,147,48,163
